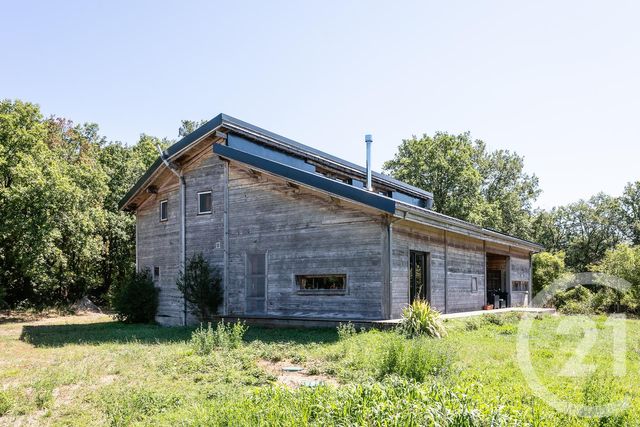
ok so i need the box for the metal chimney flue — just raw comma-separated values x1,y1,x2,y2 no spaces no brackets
365,134,373,191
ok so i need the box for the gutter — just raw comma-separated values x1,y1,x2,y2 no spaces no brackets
156,145,187,326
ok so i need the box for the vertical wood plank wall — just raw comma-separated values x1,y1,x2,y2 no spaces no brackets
136,149,534,324
226,164,386,319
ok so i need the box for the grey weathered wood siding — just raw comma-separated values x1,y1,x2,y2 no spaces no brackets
136,183,183,325
391,224,446,317
510,254,530,306
226,164,386,319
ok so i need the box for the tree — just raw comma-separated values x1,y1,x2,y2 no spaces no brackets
383,132,484,221
383,131,540,239
532,194,623,272
532,251,565,295
178,119,208,138
176,253,223,322
620,181,640,245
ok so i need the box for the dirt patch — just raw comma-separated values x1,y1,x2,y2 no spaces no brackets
258,359,338,388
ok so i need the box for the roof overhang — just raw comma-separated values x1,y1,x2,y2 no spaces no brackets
394,201,544,253
213,144,397,214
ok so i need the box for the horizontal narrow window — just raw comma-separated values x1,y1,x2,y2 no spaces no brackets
296,275,346,292
198,191,212,215
159,200,168,222
512,280,529,292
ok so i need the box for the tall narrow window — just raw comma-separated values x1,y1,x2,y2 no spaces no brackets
198,191,212,215
246,253,266,314
153,266,160,281
159,200,168,222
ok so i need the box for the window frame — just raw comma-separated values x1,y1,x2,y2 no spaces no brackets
159,199,168,222
512,280,529,292
295,274,347,295
197,191,213,215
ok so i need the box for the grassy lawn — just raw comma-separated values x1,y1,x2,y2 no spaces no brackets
1,312,639,426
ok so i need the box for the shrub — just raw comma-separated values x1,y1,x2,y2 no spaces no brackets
532,251,566,295
110,269,158,323
399,300,447,338
190,321,248,354
378,336,454,381
337,322,357,340
554,285,595,315
483,313,504,326
177,253,223,322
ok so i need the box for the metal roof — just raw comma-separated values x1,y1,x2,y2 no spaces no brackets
118,113,433,210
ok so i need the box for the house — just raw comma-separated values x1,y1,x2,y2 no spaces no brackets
119,114,543,326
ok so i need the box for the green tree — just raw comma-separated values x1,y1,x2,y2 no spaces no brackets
177,253,223,322
383,131,539,239
532,251,566,295
620,181,640,245
532,194,623,271
178,119,208,138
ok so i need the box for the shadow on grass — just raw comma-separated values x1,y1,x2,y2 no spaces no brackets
19,321,194,347
243,327,339,345
19,320,340,348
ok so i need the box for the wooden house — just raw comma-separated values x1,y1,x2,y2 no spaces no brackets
120,114,542,326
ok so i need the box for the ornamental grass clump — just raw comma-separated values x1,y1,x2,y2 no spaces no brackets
399,299,447,338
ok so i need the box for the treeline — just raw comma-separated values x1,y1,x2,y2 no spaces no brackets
385,132,640,311
0,99,174,307
1,99,639,310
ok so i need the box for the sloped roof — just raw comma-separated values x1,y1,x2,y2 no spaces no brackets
119,113,433,210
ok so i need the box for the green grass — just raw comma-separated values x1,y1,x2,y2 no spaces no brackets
1,312,640,425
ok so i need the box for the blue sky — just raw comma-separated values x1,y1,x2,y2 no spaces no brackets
3,1,639,209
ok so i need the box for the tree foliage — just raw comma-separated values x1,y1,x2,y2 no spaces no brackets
532,252,566,295
0,99,166,307
110,269,159,323
176,253,223,322
383,132,540,239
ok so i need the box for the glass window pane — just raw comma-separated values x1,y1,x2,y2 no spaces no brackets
295,275,345,291
199,192,212,213
247,277,265,297
248,254,265,275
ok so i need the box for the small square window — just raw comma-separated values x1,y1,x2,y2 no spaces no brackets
159,200,168,222
198,191,212,215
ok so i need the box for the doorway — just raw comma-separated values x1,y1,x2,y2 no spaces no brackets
486,253,509,308
409,251,430,303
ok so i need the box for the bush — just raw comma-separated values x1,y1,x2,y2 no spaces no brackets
532,251,566,295
399,300,447,338
378,336,454,381
177,253,223,322
190,321,248,354
337,322,357,340
110,269,158,323
554,285,595,315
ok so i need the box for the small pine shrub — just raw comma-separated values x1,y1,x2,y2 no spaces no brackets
110,269,158,323
177,253,223,322
190,321,248,355
399,300,447,338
